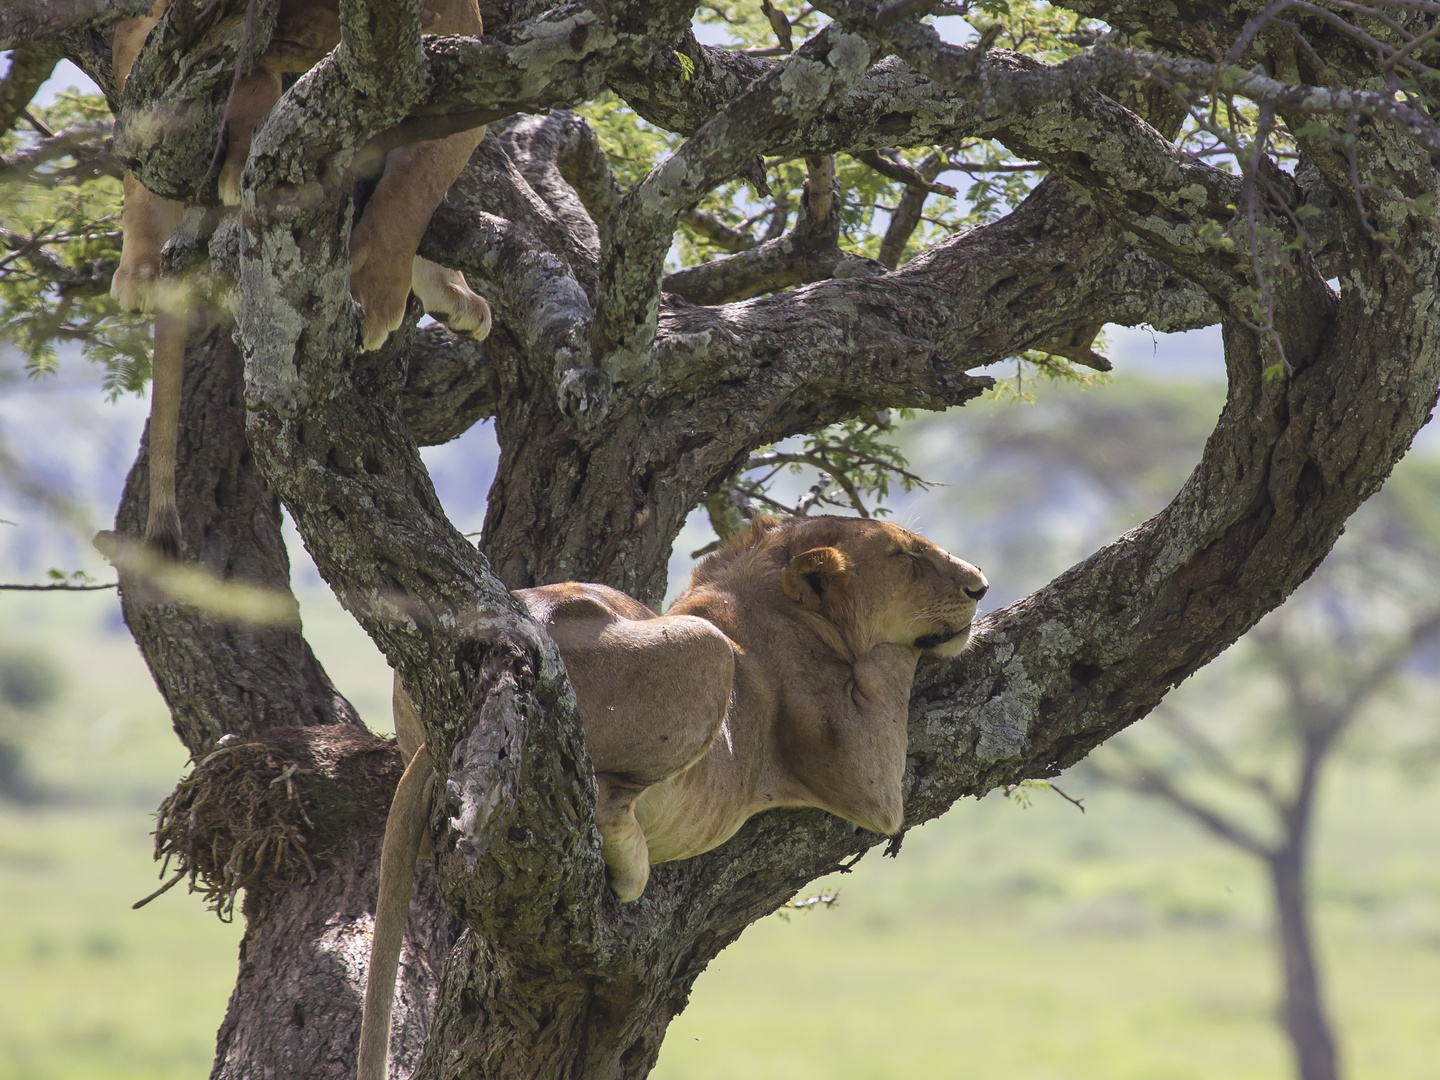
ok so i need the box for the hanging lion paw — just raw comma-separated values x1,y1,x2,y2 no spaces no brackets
110,249,164,313
411,256,492,342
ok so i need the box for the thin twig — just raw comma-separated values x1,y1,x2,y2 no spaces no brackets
1048,782,1085,813
0,581,117,591
132,869,187,909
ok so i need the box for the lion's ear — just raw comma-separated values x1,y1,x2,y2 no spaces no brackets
781,547,850,610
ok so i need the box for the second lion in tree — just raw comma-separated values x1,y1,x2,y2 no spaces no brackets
110,0,492,556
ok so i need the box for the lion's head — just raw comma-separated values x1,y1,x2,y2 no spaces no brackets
690,515,988,661
666,516,987,846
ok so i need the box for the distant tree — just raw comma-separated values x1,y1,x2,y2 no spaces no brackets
1089,464,1440,1080
0,643,59,801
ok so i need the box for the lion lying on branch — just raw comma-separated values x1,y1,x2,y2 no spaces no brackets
358,515,988,1080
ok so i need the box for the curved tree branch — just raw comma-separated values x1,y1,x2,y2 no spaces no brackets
420,203,594,397
496,109,618,251
0,41,59,136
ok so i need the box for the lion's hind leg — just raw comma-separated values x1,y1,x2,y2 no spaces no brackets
216,65,285,207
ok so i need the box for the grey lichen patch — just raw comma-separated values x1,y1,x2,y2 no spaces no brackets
1174,183,1211,213
238,227,308,415
447,674,527,871
824,31,872,82
776,57,833,107
1037,619,1080,663
509,11,615,70
971,651,1041,765
654,328,715,370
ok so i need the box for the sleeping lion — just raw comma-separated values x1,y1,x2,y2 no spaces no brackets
358,515,988,1080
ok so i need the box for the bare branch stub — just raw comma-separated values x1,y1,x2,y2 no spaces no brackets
593,25,877,380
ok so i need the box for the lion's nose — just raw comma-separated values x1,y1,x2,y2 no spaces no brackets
965,583,988,601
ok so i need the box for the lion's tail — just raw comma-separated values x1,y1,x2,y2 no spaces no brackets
144,307,186,558
358,741,434,1080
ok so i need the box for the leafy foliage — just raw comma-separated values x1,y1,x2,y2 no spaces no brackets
0,91,148,396
735,412,932,520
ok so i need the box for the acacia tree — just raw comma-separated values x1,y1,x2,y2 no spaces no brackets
3,0,1440,1077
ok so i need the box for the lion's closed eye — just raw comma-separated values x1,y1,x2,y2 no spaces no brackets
892,548,923,578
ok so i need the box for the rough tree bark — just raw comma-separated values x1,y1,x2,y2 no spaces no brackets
10,0,1437,1076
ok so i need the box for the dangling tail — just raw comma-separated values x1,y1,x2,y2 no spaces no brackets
144,307,186,558
357,724,434,1080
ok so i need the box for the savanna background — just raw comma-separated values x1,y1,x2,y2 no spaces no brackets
4,11,1440,1077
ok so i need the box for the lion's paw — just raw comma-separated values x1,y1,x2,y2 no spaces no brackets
432,293,492,342
111,254,163,313
598,800,651,903
350,265,411,352
412,257,492,342
607,860,650,904
217,160,243,208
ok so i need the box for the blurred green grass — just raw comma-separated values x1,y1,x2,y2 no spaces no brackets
0,806,239,1080
2,588,1439,1079
653,777,1440,1080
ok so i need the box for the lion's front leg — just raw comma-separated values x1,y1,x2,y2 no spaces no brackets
782,642,918,837
595,774,650,902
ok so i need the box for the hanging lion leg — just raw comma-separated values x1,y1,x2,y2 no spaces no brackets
111,3,188,553
349,0,487,351
111,174,184,313
349,125,489,351
110,4,181,315
216,65,285,208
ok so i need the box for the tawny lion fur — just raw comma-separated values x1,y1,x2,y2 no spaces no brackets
111,1,492,556
358,516,988,1080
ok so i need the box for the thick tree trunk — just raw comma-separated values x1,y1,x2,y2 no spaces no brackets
113,317,458,1078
